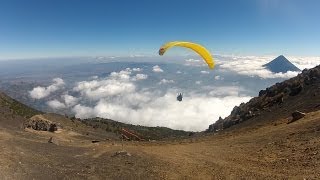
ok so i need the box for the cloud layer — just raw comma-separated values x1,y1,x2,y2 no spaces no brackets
73,69,137,100
152,65,164,72
29,78,65,99
47,99,66,109
42,66,252,131
72,93,250,131
47,94,79,109
158,79,175,84
216,55,301,78
183,55,319,79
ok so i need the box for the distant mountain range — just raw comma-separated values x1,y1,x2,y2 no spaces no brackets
263,55,300,73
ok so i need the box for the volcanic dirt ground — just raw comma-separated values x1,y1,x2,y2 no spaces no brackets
0,110,319,179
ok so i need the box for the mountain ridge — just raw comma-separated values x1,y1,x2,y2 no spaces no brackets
207,64,320,132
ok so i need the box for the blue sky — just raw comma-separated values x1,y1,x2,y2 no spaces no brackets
0,0,319,59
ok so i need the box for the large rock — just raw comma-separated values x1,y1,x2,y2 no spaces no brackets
48,137,59,145
48,137,54,143
289,84,303,96
25,115,58,132
112,150,131,157
288,111,306,124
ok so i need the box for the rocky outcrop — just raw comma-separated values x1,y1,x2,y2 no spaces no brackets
25,115,59,132
207,65,320,132
48,137,54,143
48,137,59,145
288,111,306,124
112,150,131,157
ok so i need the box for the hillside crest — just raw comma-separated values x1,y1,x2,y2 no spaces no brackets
207,65,320,132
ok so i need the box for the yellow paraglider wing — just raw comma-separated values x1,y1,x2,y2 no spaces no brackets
159,41,214,69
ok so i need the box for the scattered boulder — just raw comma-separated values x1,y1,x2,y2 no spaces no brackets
25,115,58,132
245,110,255,119
230,106,241,116
272,93,284,104
207,124,214,132
112,150,131,157
222,120,234,129
259,89,267,97
48,137,58,145
265,87,277,97
288,111,306,124
92,140,100,143
48,124,58,132
48,137,54,143
289,84,303,96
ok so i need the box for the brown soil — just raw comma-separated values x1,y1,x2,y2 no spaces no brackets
0,110,319,179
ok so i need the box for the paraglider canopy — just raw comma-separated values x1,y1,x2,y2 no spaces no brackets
159,41,215,69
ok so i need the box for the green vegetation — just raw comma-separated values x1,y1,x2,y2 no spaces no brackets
72,117,192,140
0,93,41,118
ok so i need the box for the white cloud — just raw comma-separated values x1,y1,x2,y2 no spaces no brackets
152,65,164,72
74,79,135,100
62,94,79,107
47,99,66,109
72,90,251,131
217,55,303,79
132,68,142,72
46,94,79,110
200,71,210,74
73,104,95,119
185,59,201,62
158,79,175,85
35,67,258,131
176,71,182,74
29,78,65,99
69,67,252,131
90,76,98,79
185,58,206,67
110,69,131,80
132,74,148,81
208,86,242,97
73,68,139,100
287,56,320,70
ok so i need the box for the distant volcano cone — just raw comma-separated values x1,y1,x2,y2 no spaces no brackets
263,55,300,73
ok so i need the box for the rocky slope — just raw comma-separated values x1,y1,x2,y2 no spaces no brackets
207,65,320,132
0,92,41,130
